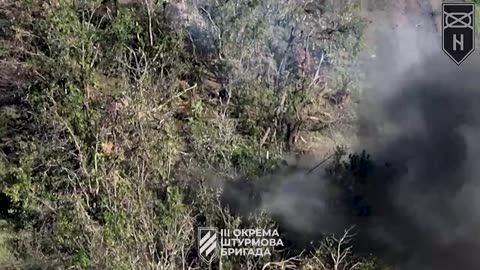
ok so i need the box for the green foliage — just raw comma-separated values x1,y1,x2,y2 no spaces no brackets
465,1,480,33
0,0,380,269
0,220,16,268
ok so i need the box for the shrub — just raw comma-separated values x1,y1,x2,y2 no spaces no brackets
0,0,382,269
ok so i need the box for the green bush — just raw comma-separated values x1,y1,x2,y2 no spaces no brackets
0,0,384,269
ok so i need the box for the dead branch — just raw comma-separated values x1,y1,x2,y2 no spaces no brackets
262,252,303,270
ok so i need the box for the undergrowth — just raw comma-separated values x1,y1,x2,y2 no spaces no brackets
0,0,389,269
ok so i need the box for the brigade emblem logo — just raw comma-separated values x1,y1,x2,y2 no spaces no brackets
442,3,475,65
198,227,218,264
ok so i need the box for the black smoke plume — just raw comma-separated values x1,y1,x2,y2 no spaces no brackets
351,55,480,270
221,54,480,270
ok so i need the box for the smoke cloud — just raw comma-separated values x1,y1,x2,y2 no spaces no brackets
253,55,480,270
354,4,480,268
221,2,480,270
354,54,480,270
